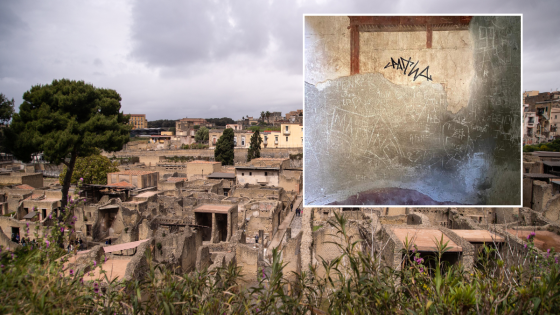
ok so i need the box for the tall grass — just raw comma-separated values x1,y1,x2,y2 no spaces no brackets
1,213,559,314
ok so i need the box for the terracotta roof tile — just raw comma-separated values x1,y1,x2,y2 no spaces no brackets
107,181,136,188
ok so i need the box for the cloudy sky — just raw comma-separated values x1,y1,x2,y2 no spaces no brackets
0,0,558,121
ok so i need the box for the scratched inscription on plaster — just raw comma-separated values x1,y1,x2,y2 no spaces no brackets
304,16,520,206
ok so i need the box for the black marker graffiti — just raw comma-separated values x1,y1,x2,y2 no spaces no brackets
384,57,433,82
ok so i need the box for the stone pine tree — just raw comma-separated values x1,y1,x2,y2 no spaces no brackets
247,130,262,162
5,79,131,208
0,93,15,151
214,128,234,165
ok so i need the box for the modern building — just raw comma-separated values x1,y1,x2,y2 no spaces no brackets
129,114,147,129
226,124,243,130
278,123,303,148
523,105,538,145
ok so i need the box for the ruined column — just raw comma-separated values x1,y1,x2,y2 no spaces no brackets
258,229,264,261
211,213,218,243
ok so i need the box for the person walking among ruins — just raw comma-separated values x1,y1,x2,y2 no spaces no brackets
296,207,300,217
255,234,259,244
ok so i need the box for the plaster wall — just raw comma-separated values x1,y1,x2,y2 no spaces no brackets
304,16,521,206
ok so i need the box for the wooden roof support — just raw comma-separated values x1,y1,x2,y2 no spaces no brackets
426,24,432,48
350,24,360,75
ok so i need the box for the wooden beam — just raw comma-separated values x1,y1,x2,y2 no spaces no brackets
426,24,432,48
350,24,359,75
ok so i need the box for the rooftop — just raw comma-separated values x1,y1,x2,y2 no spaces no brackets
391,228,462,252
451,230,504,243
109,170,157,176
135,191,159,198
187,160,221,164
207,172,236,179
507,229,560,252
193,204,235,214
543,161,560,167
103,239,149,253
523,173,559,179
251,158,289,161
23,211,39,219
15,184,34,190
107,181,136,189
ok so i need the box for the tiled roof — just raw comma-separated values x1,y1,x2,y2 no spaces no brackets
109,170,157,175
15,184,34,190
107,181,136,189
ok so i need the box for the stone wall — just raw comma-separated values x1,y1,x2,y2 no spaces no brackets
282,231,302,281
532,180,553,212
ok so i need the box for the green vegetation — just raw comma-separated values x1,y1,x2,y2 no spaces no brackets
0,93,14,125
128,137,149,142
214,128,234,165
206,117,235,126
524,139,560,152
147,119,176,128
59,154,119,185
195,126,209,143
5,79,130,207
248,126,280,132
247,130,262,162
180,144,209,150
164,156,195,163
290,153,303,160
0,93,15,151
1,213,559,314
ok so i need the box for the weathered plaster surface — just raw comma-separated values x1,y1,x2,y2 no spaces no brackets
360,30,473,113
305,16,350,85
304,16,521,206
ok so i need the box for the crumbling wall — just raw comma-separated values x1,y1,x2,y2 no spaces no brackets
377,226,403,270
380,215,407,225
235,244,259,285
300,205,313,273
0,226,21,250
523,177,533,208
312,219,361,277
532,180,552,212
407,212,431,226
544,196,560,223
124,240,151,281
282,231,302,281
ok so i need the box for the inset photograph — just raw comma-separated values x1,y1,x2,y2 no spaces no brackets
304,15,521,206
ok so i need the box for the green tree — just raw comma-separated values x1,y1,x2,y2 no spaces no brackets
5,79,130,207
58,154,119,185
247,130,262,162
214,128,234,165
0,93,15,125
260,111,265,122
265,111,271,124
0,94,15,151
195,126,209,143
